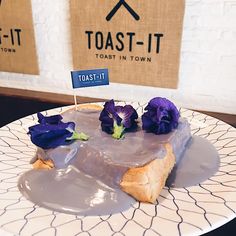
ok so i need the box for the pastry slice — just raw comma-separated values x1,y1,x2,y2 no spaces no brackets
120,144,175,203
30,101,191,203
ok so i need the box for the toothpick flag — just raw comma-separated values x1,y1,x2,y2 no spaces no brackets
71,68,109,110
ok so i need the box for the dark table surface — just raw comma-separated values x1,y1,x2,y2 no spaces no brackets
0,95,235,236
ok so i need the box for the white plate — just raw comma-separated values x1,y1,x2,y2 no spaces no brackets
0,102,236,236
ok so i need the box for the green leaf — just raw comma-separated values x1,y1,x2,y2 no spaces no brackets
67,131,89,141
112,122,125,139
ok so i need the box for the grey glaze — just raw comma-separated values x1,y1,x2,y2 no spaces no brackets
18,166,135,216
32,109,191,187
166,136,220,188
18,108,219,216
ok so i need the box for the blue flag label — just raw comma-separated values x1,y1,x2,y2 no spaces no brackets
71,69,109,88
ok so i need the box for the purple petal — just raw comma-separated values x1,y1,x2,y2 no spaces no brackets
99,108,114,134
104,99,116,115
29,122,75,133
141,113,154,130
103,100,122,125
30,129,73,149
116,105,138,129
37,112,63,125
66,122,76,131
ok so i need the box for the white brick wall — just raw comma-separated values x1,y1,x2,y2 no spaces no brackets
0,0,236,114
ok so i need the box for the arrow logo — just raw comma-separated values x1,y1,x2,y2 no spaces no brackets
106,0,140,21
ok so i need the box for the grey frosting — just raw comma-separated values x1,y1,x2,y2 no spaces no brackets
166,136,220,187
35,109,192,187
18,166,136,216
18,108,219,215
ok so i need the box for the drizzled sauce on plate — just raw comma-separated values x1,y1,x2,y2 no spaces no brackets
18,109,219,215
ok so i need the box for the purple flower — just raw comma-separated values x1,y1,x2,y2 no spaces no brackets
141,97,180,135
28,113,89,149
99,100,138,139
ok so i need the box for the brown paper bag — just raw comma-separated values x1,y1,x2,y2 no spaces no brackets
70,0,185,88
0,0,39,74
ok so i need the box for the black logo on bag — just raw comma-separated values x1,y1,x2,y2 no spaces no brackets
84,0,164,61
106,0,140,21
0,0,22,53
